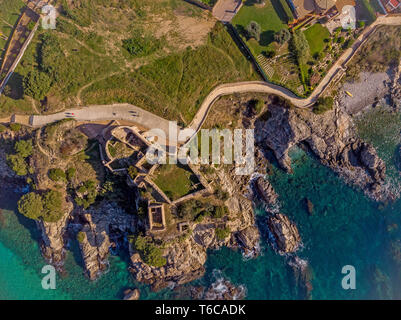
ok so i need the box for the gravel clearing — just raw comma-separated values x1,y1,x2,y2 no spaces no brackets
338,71,392,114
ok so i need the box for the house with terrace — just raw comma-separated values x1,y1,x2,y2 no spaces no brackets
288,0,356,26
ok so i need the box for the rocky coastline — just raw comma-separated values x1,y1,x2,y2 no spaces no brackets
254,101,387,202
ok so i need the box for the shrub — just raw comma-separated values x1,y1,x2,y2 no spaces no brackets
212,206,228,219
23,70,52,101
77,231,86,243
215,186,229,201
133,236,167,268
0,124,7,133
313,96,334,114
18,192,43,220
215,227,231,240
48,168,67,182
7,154,28,176
66,167,76,181
9,123,22,132
14,139,33,158
75,180,98,209
122,31,162,57
41,190,64,222
128,166,138,179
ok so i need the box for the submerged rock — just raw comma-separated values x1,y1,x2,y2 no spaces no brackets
123,288,140,300
236,226,260,258
304,198,314,216
267,213,301,254
190,272,246,300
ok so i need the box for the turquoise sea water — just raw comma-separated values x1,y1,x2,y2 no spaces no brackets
1,107,401,300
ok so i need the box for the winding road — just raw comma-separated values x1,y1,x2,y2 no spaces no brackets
2,16,401,143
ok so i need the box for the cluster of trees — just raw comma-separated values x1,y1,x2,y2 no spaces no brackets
7,139,33,176
274,29,291,45
48,167,76,183
22,33,64,101
291,30,310,66
74,180,98,209
246,21,261,42
133,236,166,268
18,190,64,222
177,199,229,222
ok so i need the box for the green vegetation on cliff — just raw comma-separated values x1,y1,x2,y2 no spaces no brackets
18,190,64,222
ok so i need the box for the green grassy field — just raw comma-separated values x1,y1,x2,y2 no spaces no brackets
82,22,258,124
1,0,258,123
0,0,25,57
153,164,201,201
232,0,288,55
303,23,330,57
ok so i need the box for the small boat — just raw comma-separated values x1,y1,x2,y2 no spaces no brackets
345,91,353,97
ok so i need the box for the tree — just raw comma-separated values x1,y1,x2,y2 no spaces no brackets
274,29,291,45
48,168,67,182
23,70,51,101
18,192,43,220
246,21,261,42
42,190,64,222
14,139,33,158
9,123,21,132
7,154,28,176
291,30,310,65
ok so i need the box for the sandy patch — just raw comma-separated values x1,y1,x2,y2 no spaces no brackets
155,12,216,50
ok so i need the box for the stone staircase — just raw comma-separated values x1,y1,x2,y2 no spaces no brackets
257,54,274,79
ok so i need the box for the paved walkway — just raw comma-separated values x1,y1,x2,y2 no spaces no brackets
213,0,242,22
30,103,180,144
4,16,401,144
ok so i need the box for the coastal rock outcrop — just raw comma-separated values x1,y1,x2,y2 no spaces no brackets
79,202,134,280
253,176,278,206
236,226,260,258
267,213,301,254
130,238,207,291
255,103,387,201
37,210,70,271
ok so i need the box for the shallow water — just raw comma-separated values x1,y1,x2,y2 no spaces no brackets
1,106,401,300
